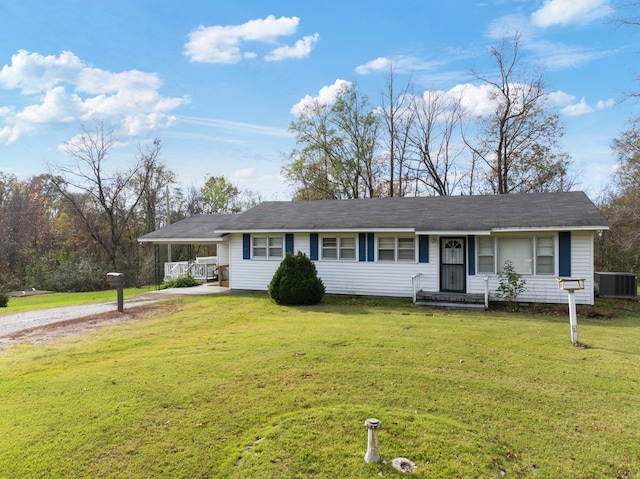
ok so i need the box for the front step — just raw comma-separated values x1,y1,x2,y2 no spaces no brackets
415,300,486,311
415,291,486,311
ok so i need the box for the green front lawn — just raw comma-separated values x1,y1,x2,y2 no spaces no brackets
0,293,638,478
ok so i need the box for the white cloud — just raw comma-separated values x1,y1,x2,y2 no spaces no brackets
184,15,318,64
17,86,83,124
486,13,532,40
265,33,319,61
447,83,497,117
0,50,83,94
531,0,613,28
355,57,391,75
561,97,594,116
597,98,615,109
529,40,613,70
0,50,187,144
290,79,352,117
231,167,254,181
123,113,178,137
355,55,445,76
178,116,291,138
547,90,575,107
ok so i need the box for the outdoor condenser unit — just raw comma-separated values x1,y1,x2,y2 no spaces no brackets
594,272,638,299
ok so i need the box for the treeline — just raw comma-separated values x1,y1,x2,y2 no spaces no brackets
283,36,575,200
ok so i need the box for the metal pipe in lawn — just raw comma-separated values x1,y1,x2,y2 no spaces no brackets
364,418,381,463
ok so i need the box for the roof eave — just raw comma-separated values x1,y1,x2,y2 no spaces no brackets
490,225,609,232
221,228,417,234
138,237,227,244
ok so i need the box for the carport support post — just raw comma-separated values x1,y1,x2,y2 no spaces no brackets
567,289,578,345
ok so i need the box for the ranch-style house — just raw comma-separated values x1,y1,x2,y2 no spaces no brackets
138,191,609,307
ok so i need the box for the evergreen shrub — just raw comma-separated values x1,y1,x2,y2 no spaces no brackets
0,292,8,308
161,273,201,289
268,252,325,305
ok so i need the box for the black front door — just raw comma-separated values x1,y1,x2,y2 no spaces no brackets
440,237,466,292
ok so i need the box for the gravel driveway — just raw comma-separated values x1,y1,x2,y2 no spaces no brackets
0,284,229,344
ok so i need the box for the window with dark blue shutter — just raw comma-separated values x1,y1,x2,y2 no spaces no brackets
468,235,476,275
559,231,571,277
367,233,375,262
310,233,319,261
285,233,294,254
418,235,429,263
359,233,367,262
242,234,250,260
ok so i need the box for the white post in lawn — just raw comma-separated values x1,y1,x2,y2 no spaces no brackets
557,278,585,346
484,275,489,309
364,418,381,463
567,289,578,344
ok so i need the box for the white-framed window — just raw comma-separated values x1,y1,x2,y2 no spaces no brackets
477,236,495,274
498,237,533,274
493,235,557,275
377,236,415,262
378,237,396,261
321,236,356,261
340,237,356,260
535,236,555,275
398,237,416,260
252,235,283,259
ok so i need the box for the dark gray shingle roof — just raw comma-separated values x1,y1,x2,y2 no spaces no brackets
223,192,608,232
138,214,235,242
139,192,608,242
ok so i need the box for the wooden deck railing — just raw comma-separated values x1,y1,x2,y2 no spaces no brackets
164,257,218,282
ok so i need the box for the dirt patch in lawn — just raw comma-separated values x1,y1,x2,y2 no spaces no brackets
1,301,180,348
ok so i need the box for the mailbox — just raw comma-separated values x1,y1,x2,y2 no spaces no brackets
106,272,125,312
106,272,126,287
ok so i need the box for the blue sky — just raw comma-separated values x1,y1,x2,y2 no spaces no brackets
0,0,637,199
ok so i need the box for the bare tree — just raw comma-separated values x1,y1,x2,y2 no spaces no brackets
48,121,166,270
612,1,640,27
466,35,572,194
379,65,414,197
130,140,176,235
407,90,466,196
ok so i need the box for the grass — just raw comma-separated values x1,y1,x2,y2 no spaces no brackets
0,292,639,478
0,286,157,315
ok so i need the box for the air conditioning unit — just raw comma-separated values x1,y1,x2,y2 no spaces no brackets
594,272,638,299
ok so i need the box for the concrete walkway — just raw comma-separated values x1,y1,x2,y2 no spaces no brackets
0,284,229,339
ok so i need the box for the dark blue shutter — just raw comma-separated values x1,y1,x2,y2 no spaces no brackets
367,233,375,262
310,233,319,261
242,234,251,260
285,234,294,255
559,231,571,277
359,233,367,262
468,235,476,275
418,235,429,263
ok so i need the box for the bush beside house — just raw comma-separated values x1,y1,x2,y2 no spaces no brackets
268,252,325,305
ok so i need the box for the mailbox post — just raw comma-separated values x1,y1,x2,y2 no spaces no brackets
557,278,585,345
106,272,126,312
